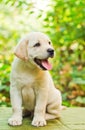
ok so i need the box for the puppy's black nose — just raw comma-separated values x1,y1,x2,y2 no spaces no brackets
47,48,54,57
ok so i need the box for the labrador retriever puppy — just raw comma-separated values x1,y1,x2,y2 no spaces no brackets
8,32,62,127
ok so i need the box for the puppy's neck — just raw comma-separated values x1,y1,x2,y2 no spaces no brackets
16,58,46,74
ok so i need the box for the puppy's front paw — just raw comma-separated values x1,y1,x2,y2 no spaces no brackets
8,116,22,126
32,116,46,127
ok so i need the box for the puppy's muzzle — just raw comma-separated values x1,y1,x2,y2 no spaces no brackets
47,48,54,57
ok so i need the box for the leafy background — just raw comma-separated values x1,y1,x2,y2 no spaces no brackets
0,0,85,107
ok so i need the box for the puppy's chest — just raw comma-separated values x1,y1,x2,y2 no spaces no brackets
15,72,36,86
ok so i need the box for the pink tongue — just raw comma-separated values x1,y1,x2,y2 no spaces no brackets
42,60,52,70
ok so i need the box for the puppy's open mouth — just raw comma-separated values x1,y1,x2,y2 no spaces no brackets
34,58,52,70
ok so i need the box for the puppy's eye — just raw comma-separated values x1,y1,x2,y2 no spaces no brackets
34,43,40,47
48,41,51,45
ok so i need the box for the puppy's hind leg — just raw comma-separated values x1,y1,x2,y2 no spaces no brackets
45,110,60,120
45,103,61,120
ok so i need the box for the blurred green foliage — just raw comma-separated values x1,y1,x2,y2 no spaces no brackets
0,0,85,107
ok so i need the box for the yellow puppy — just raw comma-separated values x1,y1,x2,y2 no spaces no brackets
8,32,62,127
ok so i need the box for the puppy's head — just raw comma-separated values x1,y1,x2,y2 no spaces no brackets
14,32,54,70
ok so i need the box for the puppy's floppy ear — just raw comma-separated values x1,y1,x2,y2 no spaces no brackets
14,38,28,61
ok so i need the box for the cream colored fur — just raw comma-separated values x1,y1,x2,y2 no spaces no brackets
8,32,62,127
